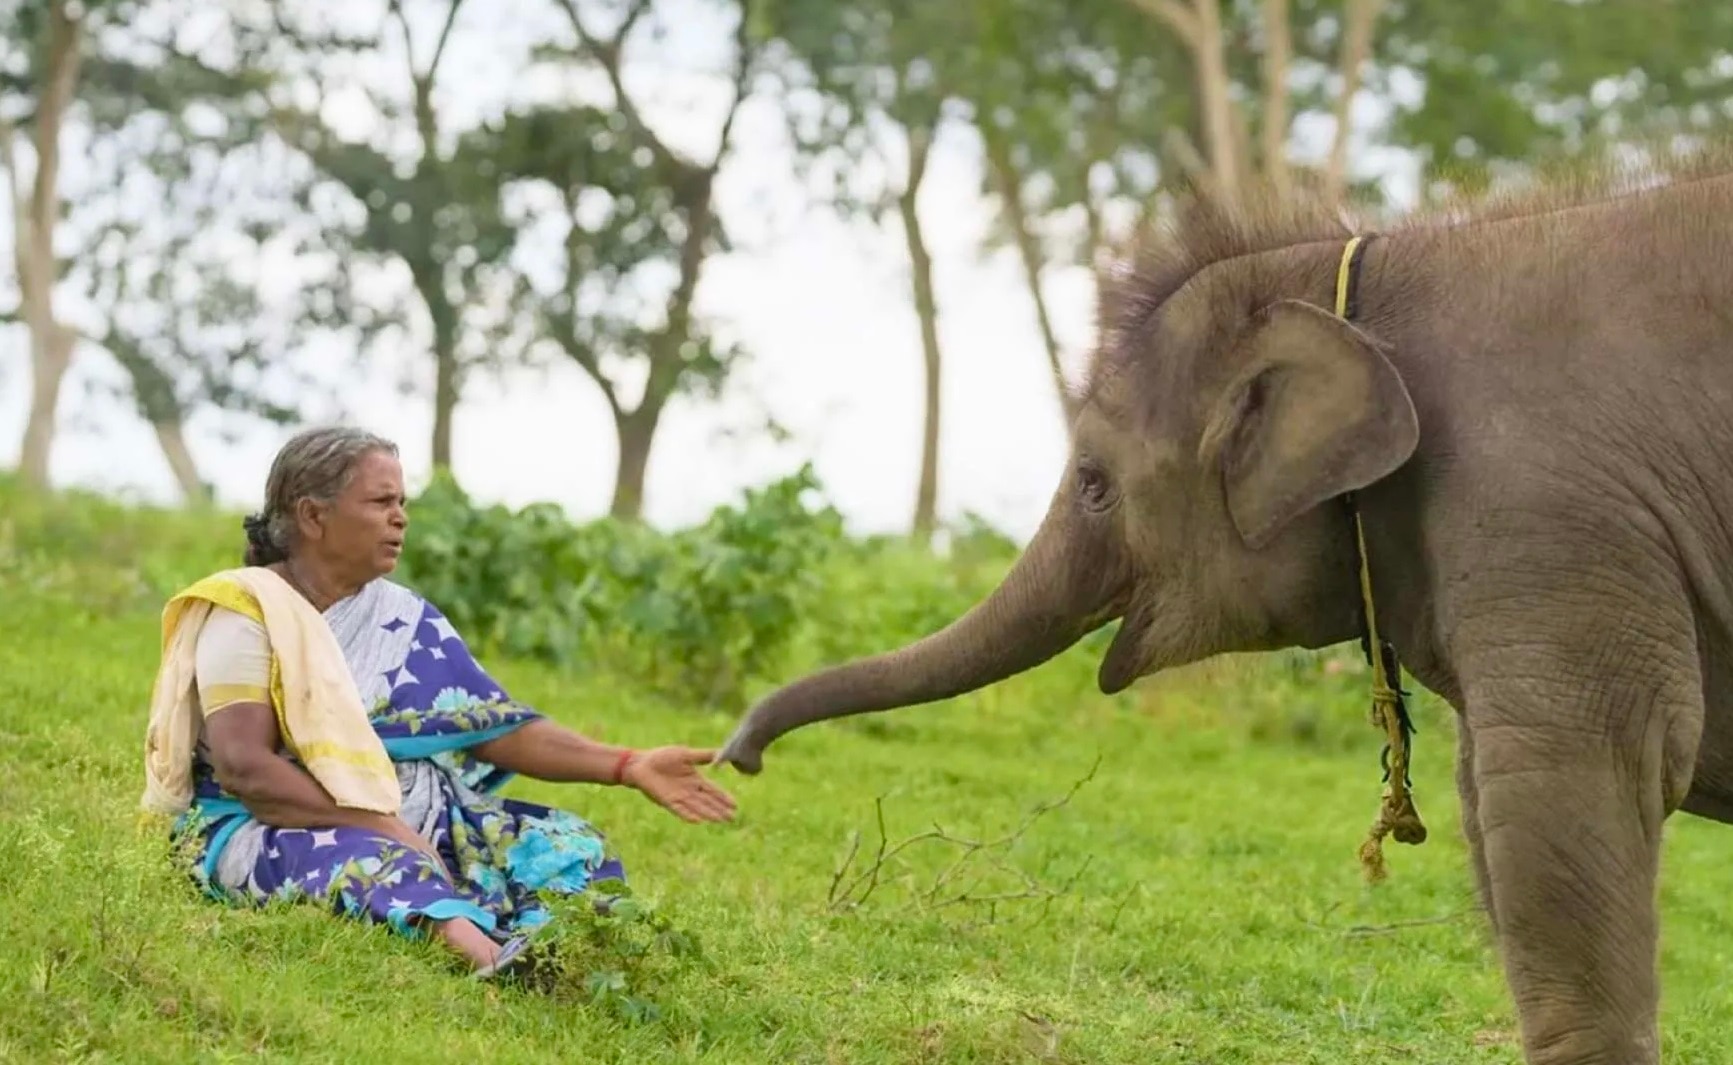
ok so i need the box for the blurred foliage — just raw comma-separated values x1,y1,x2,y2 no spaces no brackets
1378,0,1733,194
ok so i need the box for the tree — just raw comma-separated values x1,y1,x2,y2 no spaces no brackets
65,7,335,502
1376,0,1733,196
265,0,515,474
960,0,1187,424
74,124,333,502
1,0,324,496
0,0,90,489
518,0,763,521
1117,0,1389,207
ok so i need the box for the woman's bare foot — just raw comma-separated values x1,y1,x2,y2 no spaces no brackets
426,915,501,970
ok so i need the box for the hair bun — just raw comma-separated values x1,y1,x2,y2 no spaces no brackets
242,512,283,566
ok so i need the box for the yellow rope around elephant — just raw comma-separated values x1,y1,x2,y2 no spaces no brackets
1333,234,1428,884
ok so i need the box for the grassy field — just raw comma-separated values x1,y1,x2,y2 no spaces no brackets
2,487,1731,1063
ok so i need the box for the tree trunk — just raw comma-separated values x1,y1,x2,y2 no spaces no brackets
420,270,460,472
1260,0,1292,196
1322,0,1384,205
402,2,467,476
18,325,74,488
1131,0,1238,203
983,130,1074,428
431,342,458,472
900,126,941,545
610,405,661,521
615,167,717,523
1191,0,1239,203
108,333,208,504
152,417,208,504
8,0,83,490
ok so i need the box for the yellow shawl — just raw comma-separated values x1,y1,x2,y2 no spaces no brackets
140,566,400,817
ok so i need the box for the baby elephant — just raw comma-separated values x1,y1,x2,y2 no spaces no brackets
720,156,1733,1064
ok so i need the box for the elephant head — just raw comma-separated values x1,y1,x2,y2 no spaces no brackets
718,215,1421,774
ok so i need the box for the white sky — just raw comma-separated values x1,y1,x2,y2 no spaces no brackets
0,0,1420,542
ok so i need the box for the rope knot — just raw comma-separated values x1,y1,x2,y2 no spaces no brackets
1357,690,1428,883
1358,784,1427,884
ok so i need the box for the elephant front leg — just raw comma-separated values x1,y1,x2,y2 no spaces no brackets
1472,727,1663,1063
1463,641,1698,1065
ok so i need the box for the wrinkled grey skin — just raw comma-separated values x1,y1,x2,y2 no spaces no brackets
717,167,1733,1064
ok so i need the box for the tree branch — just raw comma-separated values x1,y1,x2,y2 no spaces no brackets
32,1,83,233
557,0,678,174
388,0,468,156
827,758,1100,915
1299,900,1471,937
1189,0,1238,200
427,0,468,78
553,329,621,414
708,0,758,171
555,187,621,415
905,121,934,197
386,0,420,83
1161,125,1219,200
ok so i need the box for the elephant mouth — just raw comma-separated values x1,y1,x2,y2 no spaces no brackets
1097,602,1152,694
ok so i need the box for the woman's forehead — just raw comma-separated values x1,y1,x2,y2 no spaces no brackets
346,451,403,488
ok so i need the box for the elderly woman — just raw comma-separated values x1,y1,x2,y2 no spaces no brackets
142,426,736,979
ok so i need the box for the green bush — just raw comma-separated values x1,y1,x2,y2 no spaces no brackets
396,464,857,711
393,470,623,667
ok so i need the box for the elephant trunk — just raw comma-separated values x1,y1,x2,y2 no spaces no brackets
718,498,1117,773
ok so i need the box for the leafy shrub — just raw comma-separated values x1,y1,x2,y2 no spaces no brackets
394,471,625,667
602,465,848,707
396,464,854,710
523,879,706,1025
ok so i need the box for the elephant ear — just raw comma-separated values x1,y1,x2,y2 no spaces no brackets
1199,298,1418,550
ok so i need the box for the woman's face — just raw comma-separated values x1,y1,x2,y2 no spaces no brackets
295,449,409,583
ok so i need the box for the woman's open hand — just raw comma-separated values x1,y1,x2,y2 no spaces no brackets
623,746,738,824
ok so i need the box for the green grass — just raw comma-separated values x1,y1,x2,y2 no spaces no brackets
2,487,1731,1063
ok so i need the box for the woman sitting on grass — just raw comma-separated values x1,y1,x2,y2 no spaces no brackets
141,426,736,980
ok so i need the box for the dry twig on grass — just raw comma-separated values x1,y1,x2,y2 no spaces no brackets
1297,899,1472,937
826,757,1101,921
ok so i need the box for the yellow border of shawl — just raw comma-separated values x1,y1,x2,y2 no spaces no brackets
166,575,293,758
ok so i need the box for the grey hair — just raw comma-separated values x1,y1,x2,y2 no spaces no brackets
243,426,400,567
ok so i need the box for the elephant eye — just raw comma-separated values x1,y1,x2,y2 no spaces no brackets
1076,461,1115,511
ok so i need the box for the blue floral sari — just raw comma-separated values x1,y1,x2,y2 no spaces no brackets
174,578,624,941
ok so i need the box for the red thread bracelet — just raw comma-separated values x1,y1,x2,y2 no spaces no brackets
610,749,636,785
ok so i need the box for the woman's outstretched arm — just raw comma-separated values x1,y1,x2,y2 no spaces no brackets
472,719,737,823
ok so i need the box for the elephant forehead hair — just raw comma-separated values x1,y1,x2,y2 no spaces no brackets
1079,183,1352,406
